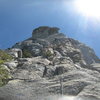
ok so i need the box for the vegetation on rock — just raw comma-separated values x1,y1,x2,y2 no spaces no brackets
22,49,32,58
0,50,12,86
0,50,13,63
43,50,53,59
0,65,9,86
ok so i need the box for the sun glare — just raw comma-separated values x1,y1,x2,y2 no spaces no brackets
74,0,100,18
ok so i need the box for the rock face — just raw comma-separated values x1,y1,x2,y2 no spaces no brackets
32,26,60,39
69,38,100,64
0,26,100,100
6,48,22,58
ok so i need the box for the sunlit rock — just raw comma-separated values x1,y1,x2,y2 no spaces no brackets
0,26,100,100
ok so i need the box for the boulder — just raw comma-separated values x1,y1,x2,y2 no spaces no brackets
7,48,22,58
4,61,18,70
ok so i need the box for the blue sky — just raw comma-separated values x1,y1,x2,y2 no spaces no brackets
0,0,100,57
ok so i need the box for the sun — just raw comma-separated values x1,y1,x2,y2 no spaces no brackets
74,0,100,18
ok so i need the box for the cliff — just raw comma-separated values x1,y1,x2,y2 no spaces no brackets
0,26,100,100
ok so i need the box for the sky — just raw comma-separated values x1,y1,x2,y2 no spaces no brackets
0,0,100,58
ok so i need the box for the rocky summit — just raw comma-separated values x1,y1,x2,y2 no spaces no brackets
0,26,100,100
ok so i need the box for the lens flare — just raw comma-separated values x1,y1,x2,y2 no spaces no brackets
74,0,100,18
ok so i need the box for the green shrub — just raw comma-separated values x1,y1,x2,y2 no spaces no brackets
0,60,5,65
0,50,12,87
43,50,53,58
0,50,13,62
0,65,9,86
22,49,32,58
